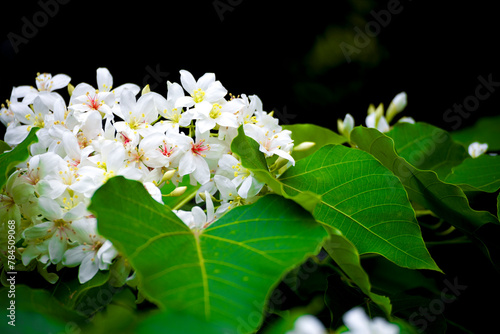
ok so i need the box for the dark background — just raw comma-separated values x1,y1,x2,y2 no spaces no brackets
1,0,499,332
1,0,499,132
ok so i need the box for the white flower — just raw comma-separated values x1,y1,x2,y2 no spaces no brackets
175,70,227,108
5,97,50,146
243,123,295,165
62,218,118,283
178,130,226,185
73,141,143,197
342,307,399,334
154,81,193,132
286,315,326,334
468,142,488,158
139,131,191,168
14,72,71,109
216,154,264,198
113,90,158,143
194,98,243,134
69,83,116,119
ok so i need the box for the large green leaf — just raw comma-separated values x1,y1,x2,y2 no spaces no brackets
283,123,347,161
387,122,468,180
323,229,392,315
444,155,500,193
0,127,38,189
231,125,321,213
89,176,327,333
451,115,500,151
351,126,500,265
277,144,439,271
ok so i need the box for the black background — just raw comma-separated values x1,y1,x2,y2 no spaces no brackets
1,0,499,332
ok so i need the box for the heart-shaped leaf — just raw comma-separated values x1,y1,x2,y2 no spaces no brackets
90,176,327,333
351,126,500,265
278,144,440,271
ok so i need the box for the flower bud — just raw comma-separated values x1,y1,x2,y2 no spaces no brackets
168,186,187,197
67,83,75,96
294,141,316,151
160,169,177,184
386,91,407,123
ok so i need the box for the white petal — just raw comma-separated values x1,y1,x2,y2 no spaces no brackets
49,233,66,264
179,152,197,176
38,197,63,220
204,81,227,102
197,73,216,91
96,68,113,91
50,74,71,91
79,253,100,283
180,70,197,94
62,245,87,266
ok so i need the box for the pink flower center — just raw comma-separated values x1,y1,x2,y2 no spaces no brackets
158,142,175,157
85,92,102,110
191,139,210,157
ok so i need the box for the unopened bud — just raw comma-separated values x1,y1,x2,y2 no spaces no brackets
169,186,187,197
294,141,316,151
338,113,354,138
160,169,177,184
386,91,407,123
68,83,75,96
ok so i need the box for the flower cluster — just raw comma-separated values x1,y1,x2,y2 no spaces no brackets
0,69,295,283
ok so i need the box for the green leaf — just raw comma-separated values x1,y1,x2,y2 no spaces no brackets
0,140,11,154
444,155,500,193
0,127,38,189
231,125,321,213
136,310,235,334
451,115,500,151
323,229,392,315
351,126,500,265
278,144,440,271
0,285,85,334
283,123,346,161
90,176,327,333
387,122,468,180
